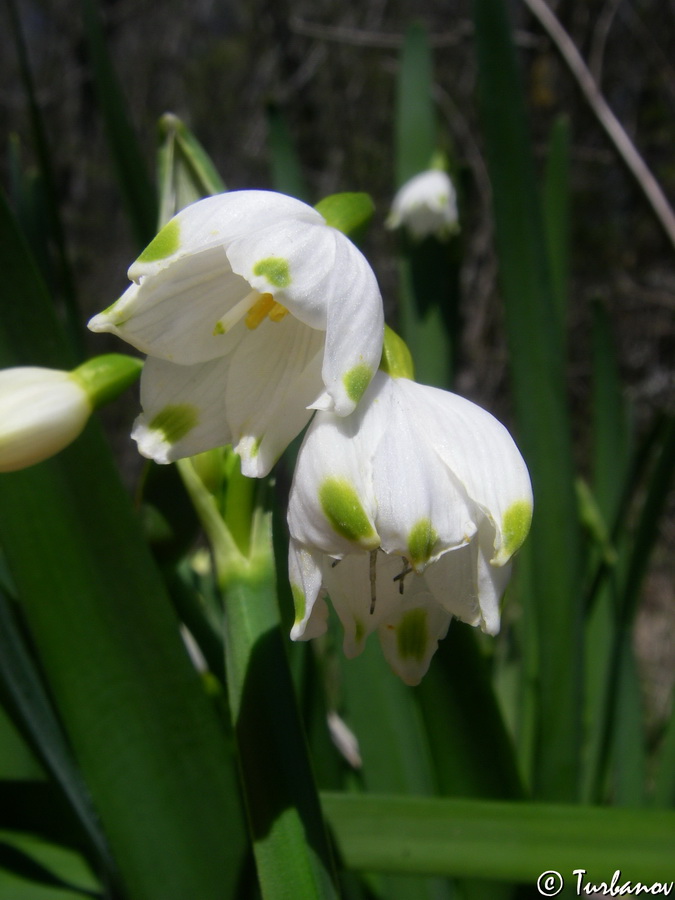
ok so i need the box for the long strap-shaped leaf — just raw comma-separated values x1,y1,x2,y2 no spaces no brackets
0,188,246,900
322,793,675,883
471,0,584,801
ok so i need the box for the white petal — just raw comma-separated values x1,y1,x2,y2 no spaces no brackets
319,235,384,415
223,314,325,477
365,374,477,565
397,379,533,564
288,542,328,641
422,544,482,627
322,552,408,658
287,402,378,557
377,591,452,686
89,248,253,365
129,191,324,282
131,356,232,463
387,170,459,240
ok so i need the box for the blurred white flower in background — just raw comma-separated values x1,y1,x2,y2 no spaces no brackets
386,169,459,241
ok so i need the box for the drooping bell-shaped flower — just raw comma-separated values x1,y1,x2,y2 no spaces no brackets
88,190,384,477
287,370,532,685
0,355,142,472
386,169,459,241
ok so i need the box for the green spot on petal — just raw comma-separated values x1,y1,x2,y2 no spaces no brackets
137,219,181,263
253,257,291,288
319,478,379,549
343,364,372,404
499,499,533,562
213,320,225,335
291,583,306,625
408,518,438,569
396,608,428,663
250,437,261,458
354,617,365,645
148,404,198,445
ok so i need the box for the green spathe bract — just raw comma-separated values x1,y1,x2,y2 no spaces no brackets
319,477,379,548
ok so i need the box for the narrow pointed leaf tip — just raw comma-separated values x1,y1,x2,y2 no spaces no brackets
287,371,532,684
88,190,384,477
0,356,142,472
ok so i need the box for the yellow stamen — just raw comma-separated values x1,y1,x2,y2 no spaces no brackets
245,293,275,330
244,293,290,329
268,302,289,322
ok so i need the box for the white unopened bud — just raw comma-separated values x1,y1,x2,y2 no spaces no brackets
0,354,142,472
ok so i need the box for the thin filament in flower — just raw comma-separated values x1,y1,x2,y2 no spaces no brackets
369,549,378,614
393,557,413,595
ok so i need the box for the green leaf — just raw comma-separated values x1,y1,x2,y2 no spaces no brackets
322,793,675,882
0,830,100,898
542,116,571,334
395,23,436,185
472,0,584,801
80,0,157,246
0,187,247,900
178,458,340,899
267,104,310,202
315,193,375,242
156,113,226,226
339,640,453,900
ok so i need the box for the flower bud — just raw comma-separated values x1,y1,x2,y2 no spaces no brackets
0,354,142,472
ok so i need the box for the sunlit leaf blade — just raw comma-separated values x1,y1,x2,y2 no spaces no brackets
322,793,675,882
651,704,675,807
267,104,310,201
156,113,226,225
178,460,339,900
80,0,157,246
339,641,453,900
471,0,583,801
0,188,246,900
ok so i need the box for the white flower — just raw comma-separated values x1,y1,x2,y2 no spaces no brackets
287,371,532,685
0,356,142,472
88,190,384,477
386,169,459,241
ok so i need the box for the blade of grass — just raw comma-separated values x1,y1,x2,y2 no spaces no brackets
472,0,584,801
80,0,157,246
321,793,675,883
395,23,436,186
0,187,247,900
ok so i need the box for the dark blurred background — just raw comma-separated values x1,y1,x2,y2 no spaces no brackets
1,0,673,728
